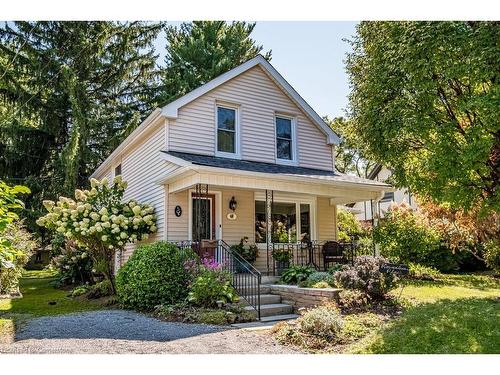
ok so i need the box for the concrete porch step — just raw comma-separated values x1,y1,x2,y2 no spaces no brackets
259,314,300,323
261,276,280,284
238,294,281,306
244,303,293,317
235,285,270,294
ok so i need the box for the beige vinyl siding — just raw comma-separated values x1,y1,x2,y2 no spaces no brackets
166,190,189,241
317,197,337,241
221,189,254,245
94,168,112,182
168,66,333,171
118,125,168,262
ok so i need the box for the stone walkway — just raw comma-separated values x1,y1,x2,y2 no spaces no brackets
0,310,299,354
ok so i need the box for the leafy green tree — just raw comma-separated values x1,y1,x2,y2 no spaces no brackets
159,21,271,103
326,117,377,177
0,181,34,295
346,22,499,212
0,21,163,235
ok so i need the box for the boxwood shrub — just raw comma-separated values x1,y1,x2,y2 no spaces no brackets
116,241,194,310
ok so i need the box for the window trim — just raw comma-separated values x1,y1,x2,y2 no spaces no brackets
215,103,241,159
253,192,317,247
274,114,298,165
114,163,122,178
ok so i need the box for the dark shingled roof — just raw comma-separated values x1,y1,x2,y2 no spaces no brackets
163,151,337,177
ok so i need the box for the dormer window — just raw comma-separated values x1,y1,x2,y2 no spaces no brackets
216,105,240,158
276,115,297,163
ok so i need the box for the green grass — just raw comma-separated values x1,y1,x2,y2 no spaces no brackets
351,274,500,354
0,270,105,342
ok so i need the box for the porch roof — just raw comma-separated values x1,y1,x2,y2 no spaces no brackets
159,151,392,204
162,151,389,188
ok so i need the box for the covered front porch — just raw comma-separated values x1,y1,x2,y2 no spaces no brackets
158,152,390,275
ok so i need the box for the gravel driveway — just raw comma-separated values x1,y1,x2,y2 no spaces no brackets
0,310,299,354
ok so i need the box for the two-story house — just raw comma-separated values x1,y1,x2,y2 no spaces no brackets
91,55,390,275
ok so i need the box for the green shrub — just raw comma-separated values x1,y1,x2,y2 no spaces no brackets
338,289,372,311
0,220,37,295
334,256,397,299
408,263,441,281
51,240,93,286
280,265,314,284
299,271,334,287
187,267,238,307
116,241,193,310
355,236,374,256
86,280,113,299
484,241,500,273
337,208,363,242
327,264,344,274
311,281,331,289
299,304,344,339
374,203,457,272
69,285,90,297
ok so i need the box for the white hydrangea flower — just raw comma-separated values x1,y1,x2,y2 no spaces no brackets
90,178,99,188
101,235,108,242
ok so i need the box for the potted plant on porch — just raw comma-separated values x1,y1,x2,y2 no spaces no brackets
272,247,293,275
230,237,258,273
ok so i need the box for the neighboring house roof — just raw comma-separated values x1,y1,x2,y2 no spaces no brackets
161,55,340,145
161,151,391,188
367,163,383,180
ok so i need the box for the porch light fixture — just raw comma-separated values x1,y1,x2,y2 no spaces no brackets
229,196,237,211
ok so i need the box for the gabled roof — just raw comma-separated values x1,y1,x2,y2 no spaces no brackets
161,55,341,145
91,55,341,179
162,151,391,189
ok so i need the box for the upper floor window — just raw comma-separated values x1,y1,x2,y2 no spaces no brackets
276,116,296,163
114,164,122,177
216,105,239,157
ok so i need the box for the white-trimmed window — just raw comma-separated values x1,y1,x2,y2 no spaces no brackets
114,164,122,177
255,200,313,244
275,115,297,163
216,105,240,158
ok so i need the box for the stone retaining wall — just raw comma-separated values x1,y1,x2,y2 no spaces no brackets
269,284,341,311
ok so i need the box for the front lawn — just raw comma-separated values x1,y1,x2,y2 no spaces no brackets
350,274,500,353
0,270,105,343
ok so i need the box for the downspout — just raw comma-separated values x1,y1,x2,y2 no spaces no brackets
371,191,385,257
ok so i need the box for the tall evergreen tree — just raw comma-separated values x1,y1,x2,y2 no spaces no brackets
159,21,271,104
0,21,163,233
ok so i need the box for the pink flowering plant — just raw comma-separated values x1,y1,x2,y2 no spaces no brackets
36,176,157,293
185,256,238,307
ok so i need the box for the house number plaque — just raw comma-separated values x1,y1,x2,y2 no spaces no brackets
174,205,182,217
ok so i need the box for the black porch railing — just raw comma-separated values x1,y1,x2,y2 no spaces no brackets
269,240,356,275
176,240,262,319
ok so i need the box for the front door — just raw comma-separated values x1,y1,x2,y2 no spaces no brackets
192,193,216,240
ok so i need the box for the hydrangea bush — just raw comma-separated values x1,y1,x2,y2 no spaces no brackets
37,176,157,293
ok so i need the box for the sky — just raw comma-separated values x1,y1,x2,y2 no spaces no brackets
158,21,358,119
